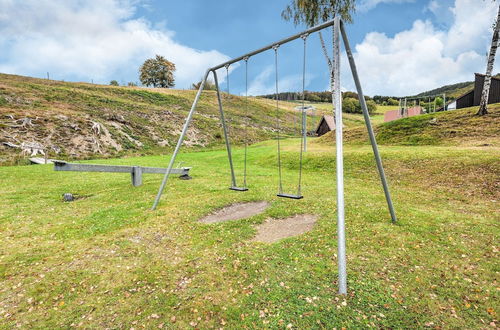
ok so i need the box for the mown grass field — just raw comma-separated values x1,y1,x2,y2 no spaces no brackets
1,134,498,328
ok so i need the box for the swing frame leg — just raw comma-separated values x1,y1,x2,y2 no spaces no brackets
152,70,211,210
340,21,397,224
213,70,247,191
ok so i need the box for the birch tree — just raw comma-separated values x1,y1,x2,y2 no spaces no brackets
478,3,500,116
282,0,355,119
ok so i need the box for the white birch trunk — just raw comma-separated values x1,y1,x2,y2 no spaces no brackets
478,4,500,115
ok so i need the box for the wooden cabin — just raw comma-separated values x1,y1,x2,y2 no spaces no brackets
455,73,500,109
315,115,335,136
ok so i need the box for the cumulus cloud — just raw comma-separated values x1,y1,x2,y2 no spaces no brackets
0,0,230,87
343,0,498,96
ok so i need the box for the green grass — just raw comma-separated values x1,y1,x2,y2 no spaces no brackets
0,139,498,328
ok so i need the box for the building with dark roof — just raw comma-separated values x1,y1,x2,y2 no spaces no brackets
315,115,335,136
455,73,500,109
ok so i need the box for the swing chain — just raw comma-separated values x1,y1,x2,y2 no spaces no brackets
300,33,309,40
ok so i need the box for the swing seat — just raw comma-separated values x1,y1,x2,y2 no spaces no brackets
277,193,303,199
230,187,249,192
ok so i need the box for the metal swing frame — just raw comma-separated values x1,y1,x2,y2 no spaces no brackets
151,17,397,295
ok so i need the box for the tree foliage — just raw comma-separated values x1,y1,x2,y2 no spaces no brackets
281,0,355,26
109,80,119,86
342,97,376,114
191,80,217,91
139,55,176,88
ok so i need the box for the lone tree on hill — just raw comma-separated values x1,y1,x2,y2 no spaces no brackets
478,3,500,116
139,55,176,88
282,0,355,120
109,80,119,86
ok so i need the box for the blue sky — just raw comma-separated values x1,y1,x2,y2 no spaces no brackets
0,0,497,96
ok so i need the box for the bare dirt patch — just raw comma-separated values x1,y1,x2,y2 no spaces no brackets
252,214,319,243
199,201,269,224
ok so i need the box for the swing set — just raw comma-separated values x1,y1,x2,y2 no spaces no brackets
151,18,397,294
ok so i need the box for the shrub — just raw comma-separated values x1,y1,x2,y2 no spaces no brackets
366,99,377,114
387,98,399,106
342,97,360,113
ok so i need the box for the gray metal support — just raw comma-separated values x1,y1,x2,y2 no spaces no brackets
132,166,143,187
333,17,347,295
340,21,397,224
213,70,238,188
151,70,210,210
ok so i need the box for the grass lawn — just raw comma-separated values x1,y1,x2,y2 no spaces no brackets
0,139,498,328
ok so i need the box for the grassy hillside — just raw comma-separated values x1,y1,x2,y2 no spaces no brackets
0,139,498,328
412,73,500,99
413,80,474,99
316,104,500,146
0,74,319,165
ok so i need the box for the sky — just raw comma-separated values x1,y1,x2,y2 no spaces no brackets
0,0,498,97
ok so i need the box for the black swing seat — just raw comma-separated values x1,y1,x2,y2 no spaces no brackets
230,186,249,191
277,193,303,199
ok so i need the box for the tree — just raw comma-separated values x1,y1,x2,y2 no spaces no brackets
127,82,137,87
282,0,356,120
366,99,377,114
478,3,500,116
109,80,119,86
435,96,444,107
139,55,176,88
192,80,217,91
387,98,399,106
342,97,360,113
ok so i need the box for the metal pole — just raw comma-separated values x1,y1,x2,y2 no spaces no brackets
443,93,446,111
151,70,210,210
213,70,238,188
340,21,397,224
333,16,347,295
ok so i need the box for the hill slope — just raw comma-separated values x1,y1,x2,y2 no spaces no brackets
315,104,500,146
0,74,316,165
411,73,500,99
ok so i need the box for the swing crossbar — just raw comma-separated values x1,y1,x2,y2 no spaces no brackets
209,19,336,71
277,193,303,199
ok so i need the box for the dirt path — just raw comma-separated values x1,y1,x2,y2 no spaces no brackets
252,214,318,243
199,201,269,224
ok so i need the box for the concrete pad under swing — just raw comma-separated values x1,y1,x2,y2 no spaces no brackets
199,201,269,224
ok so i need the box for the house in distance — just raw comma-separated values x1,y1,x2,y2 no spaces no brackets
455,73,500,109
315,115,335,136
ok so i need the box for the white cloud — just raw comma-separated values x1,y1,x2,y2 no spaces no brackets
425,0,440,15
358,0,415,12
0,0,230,87
343,0,498,96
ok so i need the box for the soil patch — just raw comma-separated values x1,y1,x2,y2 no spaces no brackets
199,201,269,224
252,214,318,243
